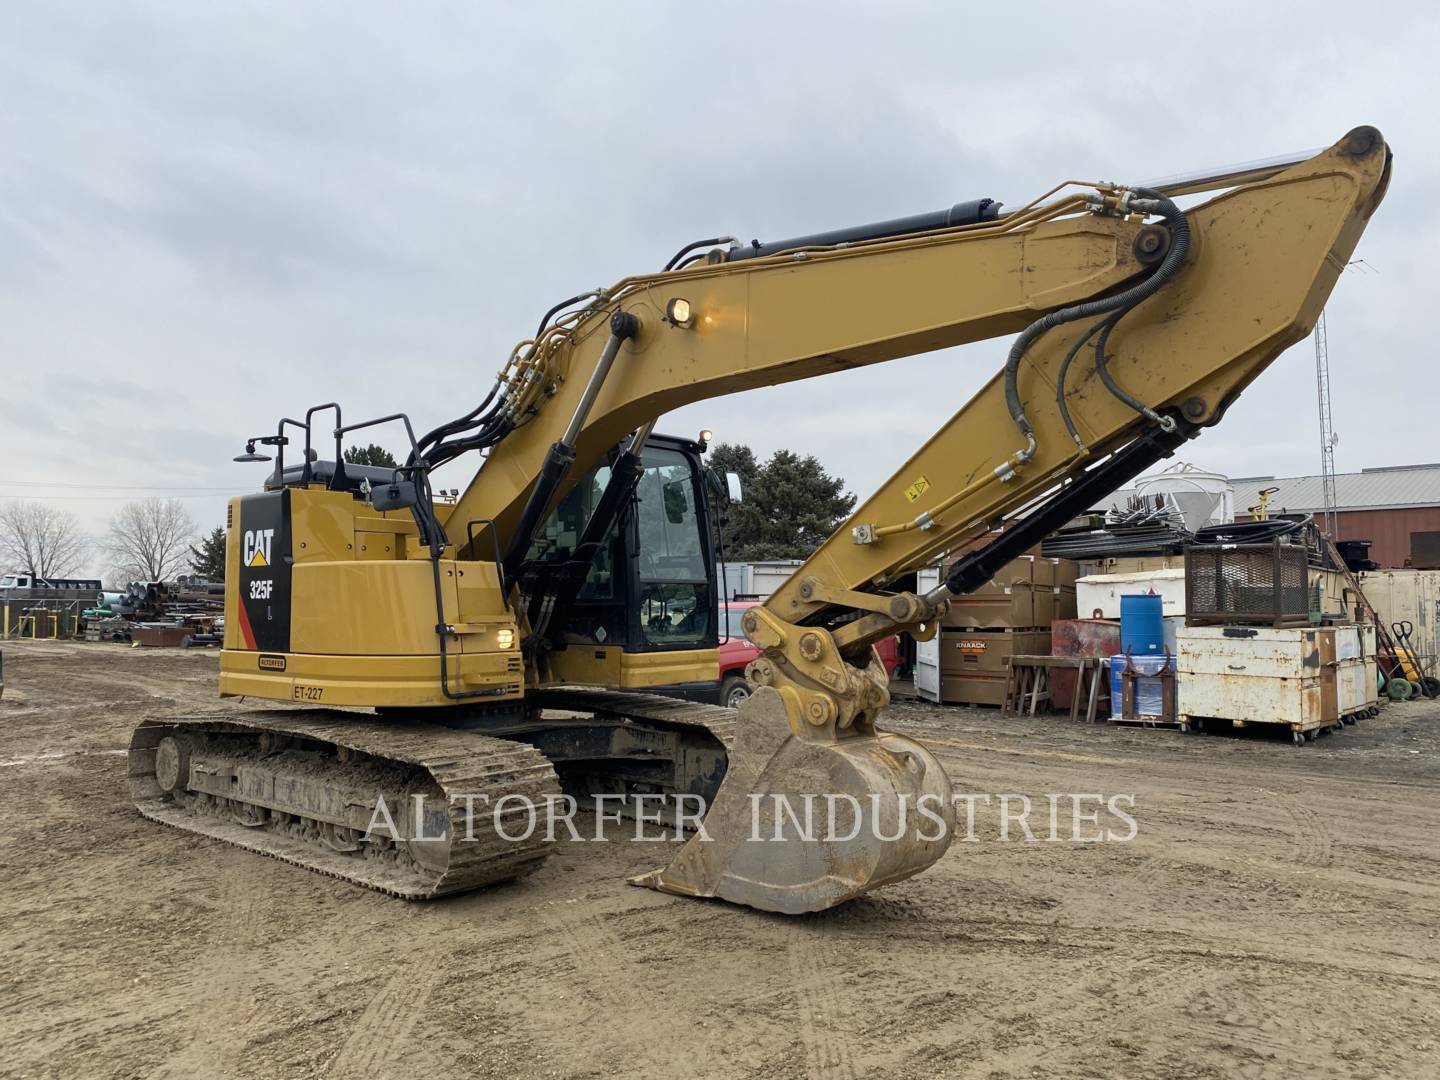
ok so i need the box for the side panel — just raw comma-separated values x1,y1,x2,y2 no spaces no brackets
543,646,716,690
219,649,523,707
233,491,292,653
220,486,523,707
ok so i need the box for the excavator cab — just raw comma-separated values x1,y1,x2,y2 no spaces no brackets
516,433,723,702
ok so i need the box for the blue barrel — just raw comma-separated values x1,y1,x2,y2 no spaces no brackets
1120,594,1164,655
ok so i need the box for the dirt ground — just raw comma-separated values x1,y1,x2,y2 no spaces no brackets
2,641,1439,1080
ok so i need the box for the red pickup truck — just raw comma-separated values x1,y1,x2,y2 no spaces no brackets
718,599,903,708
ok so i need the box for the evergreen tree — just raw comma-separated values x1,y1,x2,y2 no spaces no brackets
188,526,227,582
707,443,855,561
345,443,399,468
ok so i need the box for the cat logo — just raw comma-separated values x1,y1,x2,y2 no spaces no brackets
242,528,275,568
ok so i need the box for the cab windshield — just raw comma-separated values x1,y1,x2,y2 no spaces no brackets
523,441,713,650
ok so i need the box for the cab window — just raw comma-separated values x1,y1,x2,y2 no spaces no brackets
525,464,616,600
635,447,709,645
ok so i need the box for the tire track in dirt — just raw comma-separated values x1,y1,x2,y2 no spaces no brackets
147,849,283,1078
531,892,685,1075
326,965,442,1078
548,895,634,1009
787,921,861,1080
954,951,1323,1079
1276,793,1334,870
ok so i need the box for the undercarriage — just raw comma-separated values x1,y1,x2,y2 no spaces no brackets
128,691,737,899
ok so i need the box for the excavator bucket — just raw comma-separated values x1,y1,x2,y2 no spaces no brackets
633,687,954,914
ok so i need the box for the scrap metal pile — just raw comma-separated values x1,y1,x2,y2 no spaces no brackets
1043,494,1195,560
83,577,225,646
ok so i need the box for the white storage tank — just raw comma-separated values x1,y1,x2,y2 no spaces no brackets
1134,463,1234,531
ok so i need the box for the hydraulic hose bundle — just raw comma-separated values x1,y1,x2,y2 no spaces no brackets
1002,188,1192,460
1192,517,1309,544
411,290,607,475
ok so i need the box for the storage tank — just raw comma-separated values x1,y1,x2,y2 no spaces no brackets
1134,463,1234,532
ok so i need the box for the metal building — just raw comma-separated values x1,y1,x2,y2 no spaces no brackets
1231,464,1440,569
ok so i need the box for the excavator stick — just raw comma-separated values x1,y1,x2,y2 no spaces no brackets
633,687,954,914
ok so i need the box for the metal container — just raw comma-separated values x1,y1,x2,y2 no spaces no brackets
1355,569,1440,676
939,630,1050,675
943,584,1038,630
941,556,1044,630
1184,541,1310,627
1177,625,1340,738
1050,619,1121,709
1333,624,1378,716
1076,568,1186,620
132,625,192,648
936,672,1009,707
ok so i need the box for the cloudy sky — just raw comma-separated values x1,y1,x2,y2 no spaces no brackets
3,1,1436,575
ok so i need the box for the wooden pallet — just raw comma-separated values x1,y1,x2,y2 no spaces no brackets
1111,714,1189,731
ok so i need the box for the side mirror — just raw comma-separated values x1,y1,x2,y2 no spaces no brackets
372,480,419,511
704,466,743,505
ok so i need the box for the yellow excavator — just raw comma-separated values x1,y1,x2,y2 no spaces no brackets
129,127,1389,913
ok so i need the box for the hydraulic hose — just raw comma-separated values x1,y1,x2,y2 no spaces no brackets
663,237,735,272
1093,310,1173,431
534,290,603,342
414,380,501,462
413,290,607,474
1193,516,1308,544
1054,315,1114,446
1005,188,1191,458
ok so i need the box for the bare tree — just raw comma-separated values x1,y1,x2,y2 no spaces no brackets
105,498,198,582
0,500,90,578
